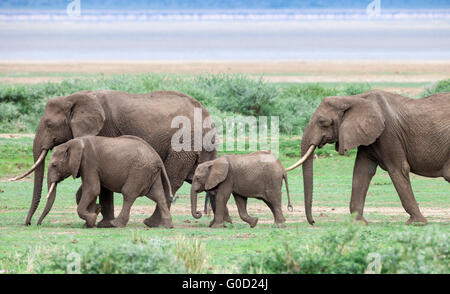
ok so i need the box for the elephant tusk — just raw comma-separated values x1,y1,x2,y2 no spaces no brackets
9,150,48,181
46,183,56,199
285,145,315,172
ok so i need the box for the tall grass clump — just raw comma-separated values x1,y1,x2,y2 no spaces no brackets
175,236,207,273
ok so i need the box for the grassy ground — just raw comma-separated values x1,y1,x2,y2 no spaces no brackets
0,136,448,273
0,70,448,273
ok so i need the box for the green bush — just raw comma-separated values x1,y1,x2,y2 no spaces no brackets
0,74,374,134
37,239,186,274
421,79,450,97
239,221,449,274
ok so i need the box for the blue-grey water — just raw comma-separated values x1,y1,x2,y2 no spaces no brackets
1,10,449,60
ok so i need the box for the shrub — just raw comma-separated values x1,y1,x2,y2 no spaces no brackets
37,239,186,274
239,221,449,274
0,73,376,134
421,79,450,97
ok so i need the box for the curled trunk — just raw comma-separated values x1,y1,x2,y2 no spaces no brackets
37,182,57,225
190,184,202,219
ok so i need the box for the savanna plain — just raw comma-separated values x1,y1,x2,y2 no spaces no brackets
0,61,448,274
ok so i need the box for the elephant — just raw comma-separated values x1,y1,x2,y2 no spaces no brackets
10,90,233,226
190,151,293,228
286,89,450,225
37,135,174,228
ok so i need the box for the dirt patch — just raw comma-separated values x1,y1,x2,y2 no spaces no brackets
1,60,448,91
0,134,34,138
2,60,450,75
127,202,450,224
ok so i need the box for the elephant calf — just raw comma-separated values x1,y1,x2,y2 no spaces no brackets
37,135,174,228
190,151,293,228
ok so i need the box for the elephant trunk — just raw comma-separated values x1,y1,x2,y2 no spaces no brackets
25,134,48,225
37,182,57,225
190,184,202,219
302,138,316,225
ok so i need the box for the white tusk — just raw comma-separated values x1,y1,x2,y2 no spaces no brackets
46,183,56,199
9,150,48,181
285,145,316,172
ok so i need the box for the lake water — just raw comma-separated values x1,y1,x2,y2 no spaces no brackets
1,10,449,60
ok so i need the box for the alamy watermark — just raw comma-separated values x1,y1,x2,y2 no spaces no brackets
66,251,81,274
171,108,279,161
66,0,81,17
366,0,381,17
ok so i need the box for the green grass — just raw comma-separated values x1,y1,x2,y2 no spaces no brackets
0,136,448,273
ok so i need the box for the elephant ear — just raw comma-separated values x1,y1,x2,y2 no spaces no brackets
205,157,229,190
67,139,85,179
68,92,105,137
326,95,385,155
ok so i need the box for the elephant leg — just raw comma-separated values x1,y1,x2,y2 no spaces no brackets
110,195,137,228
144,175,173,229
97,186,115,228
443,159,450,183
209,186,232,228
76,185,82,205
263,198,286,228
77,182,101,228
388,164,427,225
145,152,192,226
349,149,378,224
209,192,232,224
233,194,258,228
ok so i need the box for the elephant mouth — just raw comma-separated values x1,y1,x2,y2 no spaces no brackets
318,136,335,148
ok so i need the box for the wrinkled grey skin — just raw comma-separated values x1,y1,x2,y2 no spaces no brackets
191,151,292,228
20,90,230,226
292,90,450,225
38,136,174,228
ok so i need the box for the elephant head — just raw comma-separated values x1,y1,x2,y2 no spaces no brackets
286,91,385,225
11,91,105,225
190,157,229,219
37,139,85,225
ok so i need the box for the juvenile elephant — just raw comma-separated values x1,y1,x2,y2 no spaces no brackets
37,135,174,228
287,90,450,225
10,90,229,227
190,151,293,228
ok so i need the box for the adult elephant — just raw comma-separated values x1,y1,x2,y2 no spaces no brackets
12,89,228,226
286,90,450,225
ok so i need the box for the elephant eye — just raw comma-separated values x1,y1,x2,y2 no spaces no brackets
318,118,330,127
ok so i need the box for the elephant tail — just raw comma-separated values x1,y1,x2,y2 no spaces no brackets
283,172,293,212
160,165,175,203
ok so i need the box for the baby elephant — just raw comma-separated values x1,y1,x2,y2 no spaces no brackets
37,135,174,228
190,151,292,228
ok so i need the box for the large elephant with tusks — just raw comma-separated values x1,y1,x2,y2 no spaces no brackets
12,90,231,227
286,90,450,225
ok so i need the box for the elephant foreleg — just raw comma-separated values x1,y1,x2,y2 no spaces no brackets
349,149,378,224
209,185,232,228
76,185,101,227
209,192,233,224
97,186,114,227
